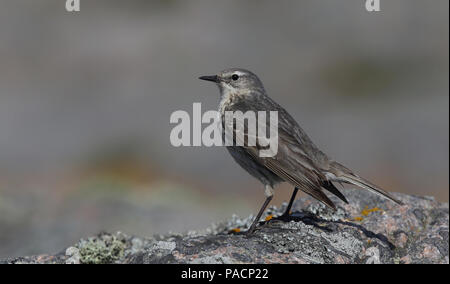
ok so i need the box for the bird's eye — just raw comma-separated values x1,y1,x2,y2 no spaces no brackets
231,74,239,81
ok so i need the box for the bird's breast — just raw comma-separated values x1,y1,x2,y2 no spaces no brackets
218,92,239,113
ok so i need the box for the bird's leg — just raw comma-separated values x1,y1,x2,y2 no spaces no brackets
246,185,274,235
246,196,273,235
280,187,299,218
268,187,299,223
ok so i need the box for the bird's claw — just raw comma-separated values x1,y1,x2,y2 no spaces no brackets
267,213,297,223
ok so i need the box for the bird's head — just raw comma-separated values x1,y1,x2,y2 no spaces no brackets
199,68,265,94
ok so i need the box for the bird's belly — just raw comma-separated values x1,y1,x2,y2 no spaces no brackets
226,146,283,188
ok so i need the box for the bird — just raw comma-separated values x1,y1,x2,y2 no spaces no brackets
199,68,402,235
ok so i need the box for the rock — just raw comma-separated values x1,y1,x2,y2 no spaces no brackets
65,247,81,264
1,188,448,264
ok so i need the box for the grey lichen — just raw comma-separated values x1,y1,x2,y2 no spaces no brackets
77,233,126,264
65,246,81,264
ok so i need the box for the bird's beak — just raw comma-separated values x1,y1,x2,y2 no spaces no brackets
199,75,219,83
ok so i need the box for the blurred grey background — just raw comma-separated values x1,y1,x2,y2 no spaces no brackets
0,0,448,258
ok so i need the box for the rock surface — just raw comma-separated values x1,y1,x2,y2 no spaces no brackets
2,188,448,264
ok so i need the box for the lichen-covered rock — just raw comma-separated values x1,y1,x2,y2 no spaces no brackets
2,188,448,264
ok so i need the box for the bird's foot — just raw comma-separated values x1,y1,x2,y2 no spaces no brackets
267,212,298,223
244,227,257,238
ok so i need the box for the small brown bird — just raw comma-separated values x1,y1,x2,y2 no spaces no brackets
199,68,402,235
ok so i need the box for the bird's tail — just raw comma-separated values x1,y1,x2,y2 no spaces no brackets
328,161,403,205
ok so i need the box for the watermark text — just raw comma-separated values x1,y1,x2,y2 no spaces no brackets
170,103,279,157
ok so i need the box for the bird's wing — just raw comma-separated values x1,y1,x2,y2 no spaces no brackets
223,96,336,209
254,141,337,209
224,93,401,207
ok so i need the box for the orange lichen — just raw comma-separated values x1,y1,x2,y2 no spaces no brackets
353,206,383,222
231,228,241,233
265,215,273,221
361,206,383,216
